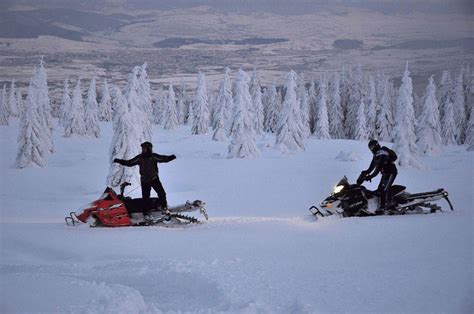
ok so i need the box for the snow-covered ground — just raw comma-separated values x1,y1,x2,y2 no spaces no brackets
1,121,472,313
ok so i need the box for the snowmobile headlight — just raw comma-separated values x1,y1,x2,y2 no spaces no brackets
333,185,344,194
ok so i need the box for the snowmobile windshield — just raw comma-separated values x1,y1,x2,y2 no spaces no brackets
332,176,349,195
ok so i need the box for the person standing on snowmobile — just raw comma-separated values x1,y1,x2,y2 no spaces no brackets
358,139,398,213
113,142,176,209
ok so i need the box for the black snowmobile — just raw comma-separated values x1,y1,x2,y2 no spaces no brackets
309,175,454,219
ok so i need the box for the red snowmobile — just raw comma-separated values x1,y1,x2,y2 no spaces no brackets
65,182,208,227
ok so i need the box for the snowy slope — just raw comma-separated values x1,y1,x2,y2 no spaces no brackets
0,121,472,313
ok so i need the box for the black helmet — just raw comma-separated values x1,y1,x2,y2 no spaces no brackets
141,142,153,149
368,139,380,152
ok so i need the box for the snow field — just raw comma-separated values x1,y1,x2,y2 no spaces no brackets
1,120,473,313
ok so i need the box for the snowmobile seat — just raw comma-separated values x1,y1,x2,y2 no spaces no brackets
388,185,406,197
122,197,163,214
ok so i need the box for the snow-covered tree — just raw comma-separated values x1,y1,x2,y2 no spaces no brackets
354,99,368,140
0,85,9,125
376,76,394,141
64,79,87,137
137,63,153,139
275,70,306,152
328,73,344,139
416,76,442,155
213,67,233,133
392,64,420,167
163,84,179,130
465,104,474,151
314,77,331,139
366,76,377,139
16,87,23,116
297,73,310,137
345,68,364,139
9,81,19,118
98,78,112,122
59,78,72,126
84,77,101,138
441,98,457,145
35,57,54,153
438,70,453,117
228,69,260,158
453,72,466,144
125,66,151,142
15,77,50,168
178,79,191,125
263,82,280,133
308,79,318,133
153,85,165,125
107,87,141,187
250,68,264,135
212,69,232,141
191,72,210,134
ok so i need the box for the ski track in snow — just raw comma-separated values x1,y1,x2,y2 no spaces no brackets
1,121,473,313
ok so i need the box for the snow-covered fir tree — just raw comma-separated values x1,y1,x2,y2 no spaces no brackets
213,67,233,133
392,64,420,167
15,77,50,168
366,76,377,139
212,69,233,141
314,77,331,140
191,72,210,134
228,69,260,158
0,85,8,125
465,104,474,151
438,70,453,118
263,82,279,133
125,66,151,142
35,58,54,153
441,98,457,145
84,77,101,138
178,79,191,125
354,99,368,140
9,81,19,118
345,68,364,139
98,78,112,122
64,79,87,137
297,72,310,137
137,63,153,139
462,64,472,120
376,75,394,141
59,78,72,126
453,72,466,144
328,73,344,139
163,84,179,130
250,68,264,136
416,76,442,155
153,85,165,125
107,87,141,187
308,79,318,134
16,87,23,116
275,70,306,152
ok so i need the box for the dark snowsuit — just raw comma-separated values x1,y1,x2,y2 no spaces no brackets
115,152,176,208
363,146,398,210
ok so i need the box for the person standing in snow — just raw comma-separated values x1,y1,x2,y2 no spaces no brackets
113,142,176,210
357,139,398,213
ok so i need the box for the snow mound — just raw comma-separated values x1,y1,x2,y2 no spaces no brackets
335,150,362,161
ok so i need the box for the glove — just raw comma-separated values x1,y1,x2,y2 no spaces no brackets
113,158,120,163
170,154,176,160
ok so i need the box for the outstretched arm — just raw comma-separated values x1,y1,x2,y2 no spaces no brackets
153,153,176,163
114,154,140,167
